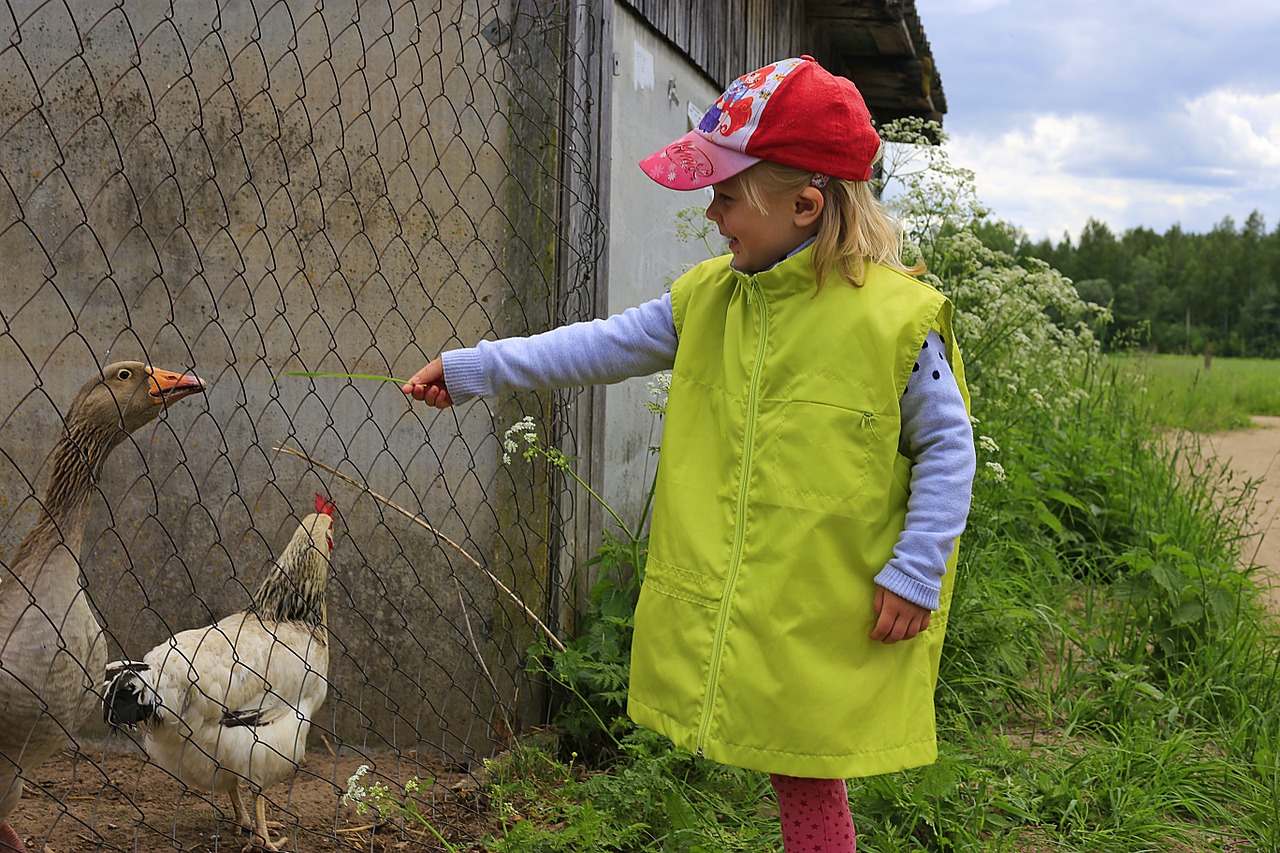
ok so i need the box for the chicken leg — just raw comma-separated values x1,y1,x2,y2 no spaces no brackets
228,785,252,832
246,792,286,852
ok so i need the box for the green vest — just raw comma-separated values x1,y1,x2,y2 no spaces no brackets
627,247,970,778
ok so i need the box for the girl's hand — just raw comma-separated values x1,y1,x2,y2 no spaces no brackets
871,586,932,644
402,357,454,408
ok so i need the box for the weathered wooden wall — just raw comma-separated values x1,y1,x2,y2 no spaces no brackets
617,0,945,123
620,0,816,88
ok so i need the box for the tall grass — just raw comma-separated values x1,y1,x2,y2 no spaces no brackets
928,358,1278,852
469,354,1280,853
1115,352,1280,432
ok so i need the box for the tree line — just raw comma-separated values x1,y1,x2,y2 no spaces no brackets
981,212,1280,358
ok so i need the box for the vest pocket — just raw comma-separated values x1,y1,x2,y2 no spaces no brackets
765,399,898,521
642,553,724,609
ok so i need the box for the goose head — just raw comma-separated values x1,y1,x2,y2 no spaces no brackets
66,361,206,438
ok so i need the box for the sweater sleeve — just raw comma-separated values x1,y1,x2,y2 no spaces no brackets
872,330,976,611
441,294,678,402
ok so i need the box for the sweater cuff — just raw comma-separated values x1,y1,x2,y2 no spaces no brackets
440,347,491,402
873,565,942,611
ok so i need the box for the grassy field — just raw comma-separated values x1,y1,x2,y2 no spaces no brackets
1115,352,1280,432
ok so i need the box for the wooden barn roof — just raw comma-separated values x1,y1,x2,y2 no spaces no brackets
620,0,946,126
809,0,946,124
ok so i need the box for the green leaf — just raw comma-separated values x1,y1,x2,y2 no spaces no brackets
1045,487,1087,510
662,788,701,832
1148,561,1187,599
915,761,958,799
1035,503,1065,536
1170,600,1205,626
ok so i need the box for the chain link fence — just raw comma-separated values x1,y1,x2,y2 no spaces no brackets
0,0,604,848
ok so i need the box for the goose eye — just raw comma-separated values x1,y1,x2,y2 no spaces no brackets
116,368,132,381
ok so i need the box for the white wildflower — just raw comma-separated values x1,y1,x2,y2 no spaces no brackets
645,372,671,415
368,781,393,818
502,416,540,464
343,764,370,807
977,435,1000,454
984,461,1007,482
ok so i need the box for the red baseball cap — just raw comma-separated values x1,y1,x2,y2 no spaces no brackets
639,56,881,190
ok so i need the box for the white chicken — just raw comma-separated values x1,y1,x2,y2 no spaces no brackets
102,494,336,852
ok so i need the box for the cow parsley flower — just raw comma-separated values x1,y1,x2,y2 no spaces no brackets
343,765,370,806
645,372,671,414
502,416,539,464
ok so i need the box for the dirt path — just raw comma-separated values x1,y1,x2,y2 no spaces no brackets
1203,415,1280,614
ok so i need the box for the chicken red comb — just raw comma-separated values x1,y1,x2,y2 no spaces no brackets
315,494,336,516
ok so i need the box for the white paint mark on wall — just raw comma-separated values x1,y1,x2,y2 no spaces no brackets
633,42,654,91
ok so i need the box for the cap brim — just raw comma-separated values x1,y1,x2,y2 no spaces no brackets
638,130,762,190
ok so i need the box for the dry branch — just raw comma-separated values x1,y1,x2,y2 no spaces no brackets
273,444,567,653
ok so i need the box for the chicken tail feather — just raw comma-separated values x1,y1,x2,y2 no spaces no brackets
102,660,160,729
221,708,266,728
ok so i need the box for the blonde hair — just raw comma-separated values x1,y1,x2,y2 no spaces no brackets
735,160,923,287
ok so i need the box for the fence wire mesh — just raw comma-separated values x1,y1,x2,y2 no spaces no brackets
0,0,603,849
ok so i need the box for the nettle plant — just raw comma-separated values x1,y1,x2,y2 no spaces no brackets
505,405,663,762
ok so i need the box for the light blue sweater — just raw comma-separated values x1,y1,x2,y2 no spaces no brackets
440,290,975,611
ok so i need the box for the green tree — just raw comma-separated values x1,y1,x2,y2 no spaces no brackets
1075,219,1124,283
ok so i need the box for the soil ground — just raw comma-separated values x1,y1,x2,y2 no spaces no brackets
9,741,500,853
10,418,1279,853
1203,415,1280,614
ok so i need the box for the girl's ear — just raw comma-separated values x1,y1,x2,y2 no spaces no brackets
794,187,825,228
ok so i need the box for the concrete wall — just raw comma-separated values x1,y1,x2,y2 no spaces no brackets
598,4,725,528
0,0,571,760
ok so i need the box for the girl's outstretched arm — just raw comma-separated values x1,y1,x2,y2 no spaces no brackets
404,295,678,406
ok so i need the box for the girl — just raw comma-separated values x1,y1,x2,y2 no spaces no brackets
404,56,975,853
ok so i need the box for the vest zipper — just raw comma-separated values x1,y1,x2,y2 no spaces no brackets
697,275,768,756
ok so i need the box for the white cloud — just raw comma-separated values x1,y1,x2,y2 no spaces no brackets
914,0,1280,240
1179,89,1280,174
942,114,1243,241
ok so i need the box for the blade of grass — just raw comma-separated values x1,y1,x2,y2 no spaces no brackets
277,371,414,384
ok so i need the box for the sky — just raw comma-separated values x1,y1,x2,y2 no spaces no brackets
913,1,1280,244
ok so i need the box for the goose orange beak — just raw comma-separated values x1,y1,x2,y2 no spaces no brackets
147,367,206,405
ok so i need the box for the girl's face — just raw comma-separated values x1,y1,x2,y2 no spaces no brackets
705,175,816,274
